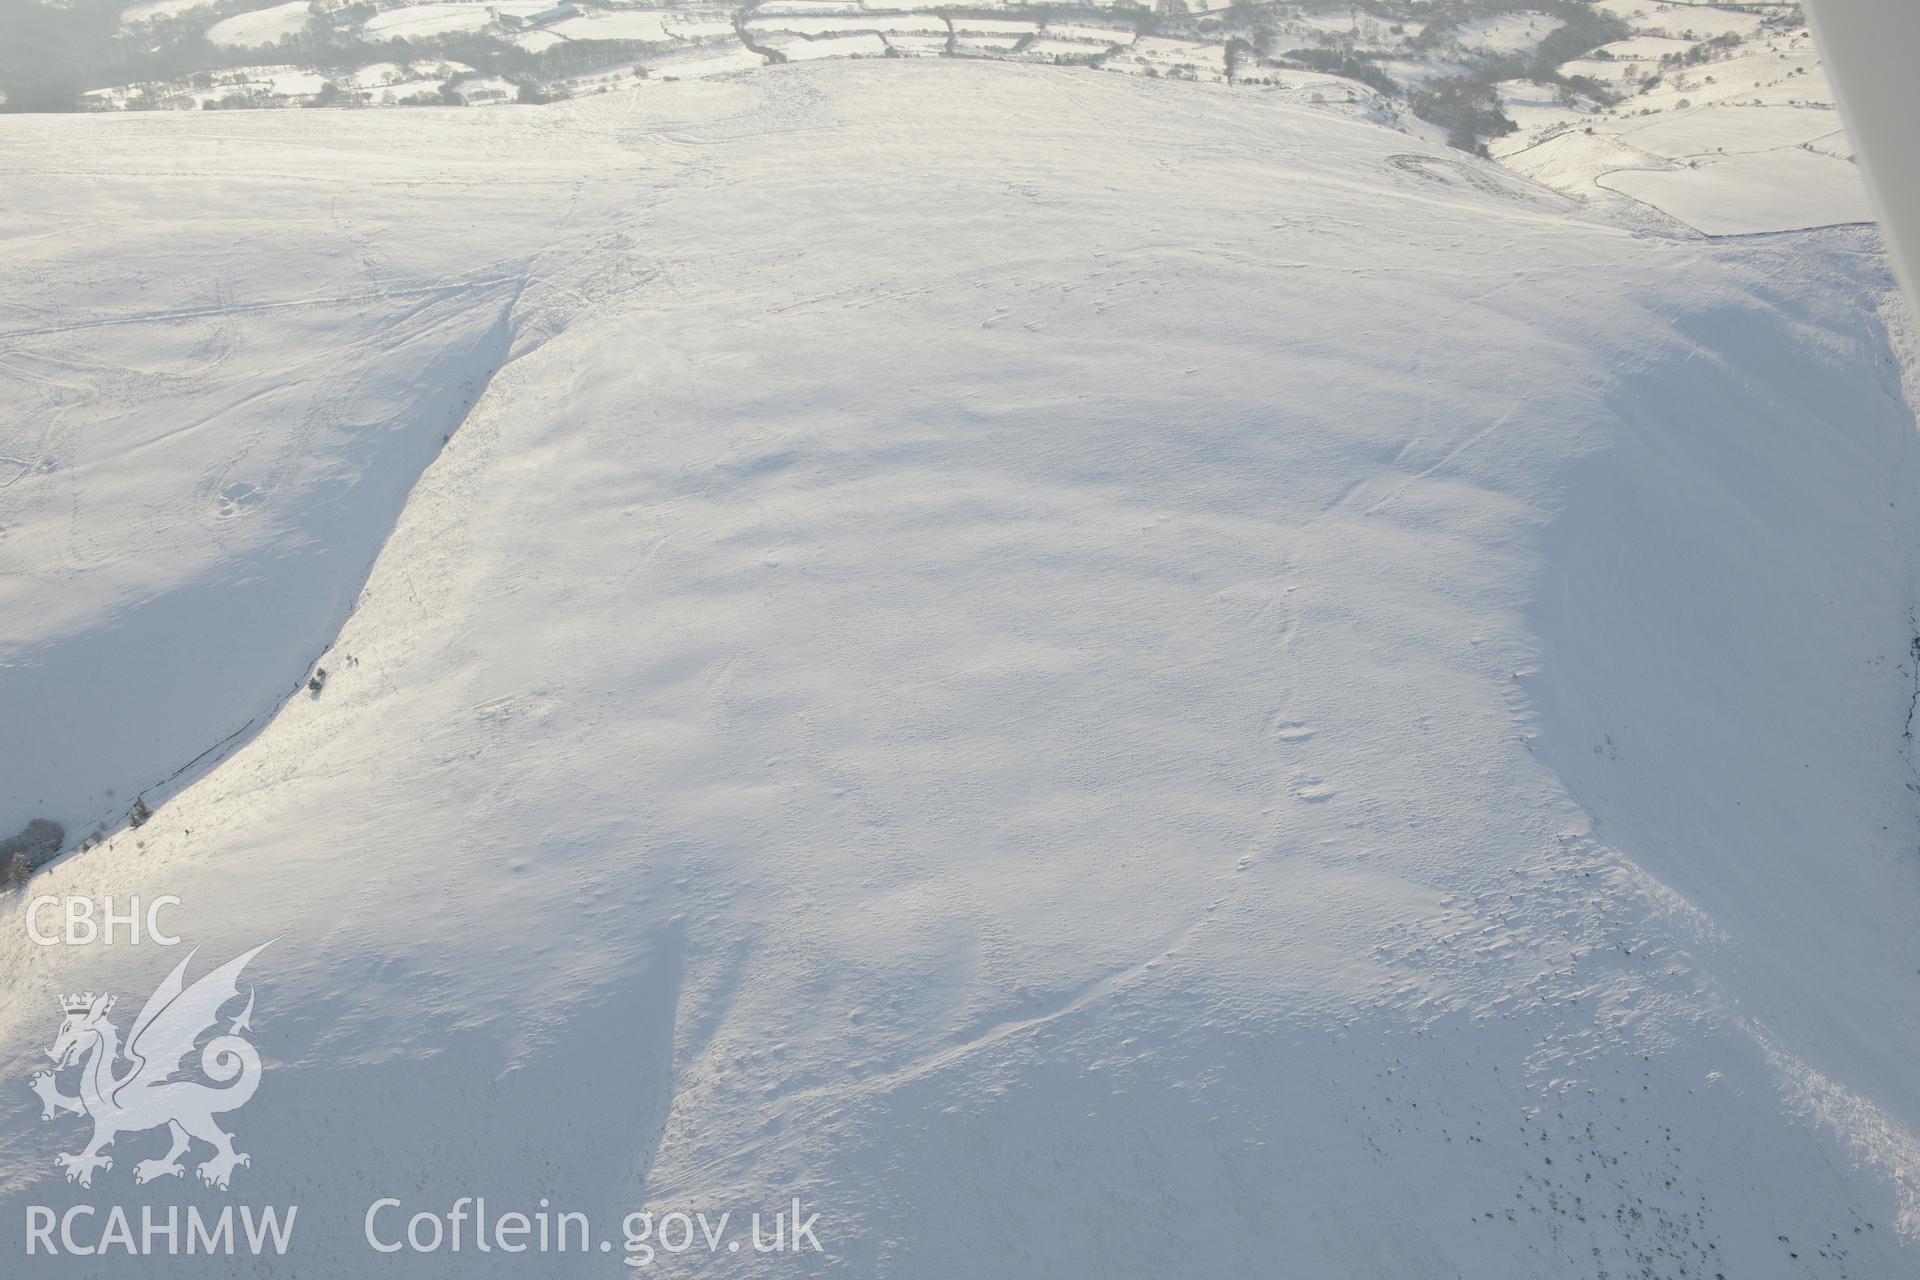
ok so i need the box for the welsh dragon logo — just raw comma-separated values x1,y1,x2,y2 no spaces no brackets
30,941,272,1190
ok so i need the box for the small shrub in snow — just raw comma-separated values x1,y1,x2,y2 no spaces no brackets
0,817,65,884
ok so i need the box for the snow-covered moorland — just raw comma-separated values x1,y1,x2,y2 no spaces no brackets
57,0,1872,240
3,58,1919,1277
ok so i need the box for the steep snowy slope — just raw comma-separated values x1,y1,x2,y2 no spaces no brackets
0,109,662,850
3,63,1918,1278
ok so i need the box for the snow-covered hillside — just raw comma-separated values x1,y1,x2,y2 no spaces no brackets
4,60,1919,1277
58,0,1872,240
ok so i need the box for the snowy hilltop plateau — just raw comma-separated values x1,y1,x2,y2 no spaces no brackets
3,41,1920,1280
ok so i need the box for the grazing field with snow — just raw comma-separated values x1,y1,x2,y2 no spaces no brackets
3,56,1918,1278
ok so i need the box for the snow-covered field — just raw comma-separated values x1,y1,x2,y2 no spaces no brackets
765,31,890,60
640,46,766,79
362,3,521,40
204,0,310,47
547,8,677,42
3,55,1920,1279
118,0,213,25
1452,10,1563,54
1496,11,1867,236
1601,145,1872,235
